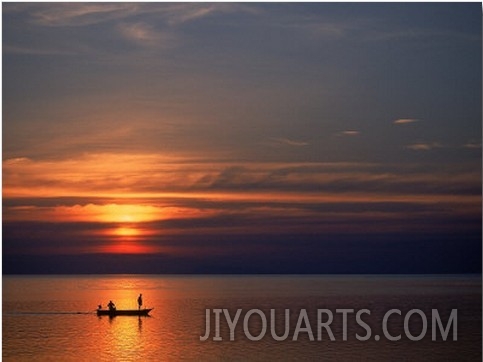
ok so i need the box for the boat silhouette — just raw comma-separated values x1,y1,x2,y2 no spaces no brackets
96,308,153,317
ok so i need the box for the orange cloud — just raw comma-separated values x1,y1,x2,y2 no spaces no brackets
339,130,360,136
4,152,479,202
4,151,480,244
3,203,213,224
393,118,419,124
406,142,442,151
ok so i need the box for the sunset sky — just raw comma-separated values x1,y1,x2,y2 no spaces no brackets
3,3,481,273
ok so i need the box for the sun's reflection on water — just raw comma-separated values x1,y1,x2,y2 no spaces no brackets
90,276,225,361
104,316,146,359
94,279,160,360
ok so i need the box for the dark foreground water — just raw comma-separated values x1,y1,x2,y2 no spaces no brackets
3,275,481,361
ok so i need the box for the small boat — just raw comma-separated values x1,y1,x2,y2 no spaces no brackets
97,308,153,317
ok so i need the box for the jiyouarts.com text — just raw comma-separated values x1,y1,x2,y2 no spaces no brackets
200,308,457,342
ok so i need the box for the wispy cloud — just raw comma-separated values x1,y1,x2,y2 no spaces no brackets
27,3,259,28
266,137,309,148
337,130,360,136
406,142,443,151
15,3,258,57
463,141,482,149
162,3,260,25
4,152,480,258
163,4,222,25
4,152,479,199
31,3,138,26
393,118,419,125
118,22,173,47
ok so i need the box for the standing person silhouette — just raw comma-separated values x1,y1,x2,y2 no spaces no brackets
137,294,143,310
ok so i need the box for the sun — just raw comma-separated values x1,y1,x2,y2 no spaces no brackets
99,225,158,254
95,204,158,241
113,226,141,237
96,204,161,223
106,224,155,239
79,203,163,254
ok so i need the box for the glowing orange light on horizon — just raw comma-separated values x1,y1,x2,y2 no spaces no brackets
98,222,161,254
103,241,157,254
96,225,159,254
112,226,142,237
93,204,162,223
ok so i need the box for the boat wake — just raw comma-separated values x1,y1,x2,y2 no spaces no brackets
6,311,95,316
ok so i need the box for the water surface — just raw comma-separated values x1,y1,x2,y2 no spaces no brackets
3,275,481,361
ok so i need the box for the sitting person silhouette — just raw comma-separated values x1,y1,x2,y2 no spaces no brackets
107,300,116,311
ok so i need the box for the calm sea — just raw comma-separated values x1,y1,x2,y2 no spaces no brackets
3,275,481,361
